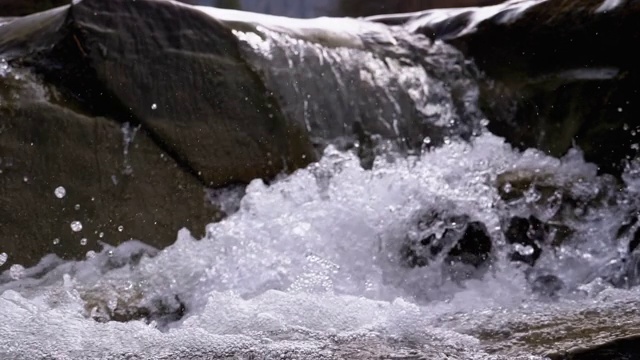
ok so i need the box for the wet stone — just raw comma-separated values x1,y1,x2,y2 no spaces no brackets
400,212,492,271
531,274,565,299
504,215,574,267
548,334,640,360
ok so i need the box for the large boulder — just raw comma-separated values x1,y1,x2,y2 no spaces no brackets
0,0,314,270
373,0,640,176
0,68,220,269
0,0,68,17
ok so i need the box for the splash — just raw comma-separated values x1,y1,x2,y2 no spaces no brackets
1,131,636,358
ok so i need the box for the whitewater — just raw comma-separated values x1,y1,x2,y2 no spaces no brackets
2,129,639,359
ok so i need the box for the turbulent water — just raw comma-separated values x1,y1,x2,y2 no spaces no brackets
201,7,484,153
2,4,640,360
2,131,640,359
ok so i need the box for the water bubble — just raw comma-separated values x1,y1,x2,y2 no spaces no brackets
9,264,25,280
86,250,96,258
423,137,432,145
524,187,542,203
0,252,7,266
514,243,535,256
443,137,451,145
99,232,104,238
52,238,60,245
480,118,490,127
107,250,114,257
618,107,623,112
54,186,66,198
22,176,28,183
151,103,157,110
80,238,87,246
70,221,83,232
74,204,81,211
118,225,124,232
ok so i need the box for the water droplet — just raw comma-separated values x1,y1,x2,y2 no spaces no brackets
525,187,542,203
514,243,535,256
99,232,104,238
54,186,66,198
151,103,157,110
70,221,83,232
0,253,7,266
53,238,60,245
80,238,87,246
74,204,81,210
107,250,114,257
480,118,490,127
502,183,513,193
443,137,451,145
423,137,432,145
118,225,124,232
9,264,25,280
22,176,28,183
618,107,623,112
86,250,96,258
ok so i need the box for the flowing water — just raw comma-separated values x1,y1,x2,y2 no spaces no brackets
2,3,640,359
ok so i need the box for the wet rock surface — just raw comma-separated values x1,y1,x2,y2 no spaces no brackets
0,83,220,269
0,0,68,17
372,0,640,176
400,211,492,270
548,335,640,360
0,0,314,269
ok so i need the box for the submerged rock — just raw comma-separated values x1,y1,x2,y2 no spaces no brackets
400,211,492,274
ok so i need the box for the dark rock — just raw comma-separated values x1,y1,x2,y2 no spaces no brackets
87,293,186,326
377,0,640,176
504,216,545,266
0,0,315,270
631,227,640,254
531,274,564,298
504,216,574,266
548,334,640,360
0,0,68,17
447,221,492,268
400,212,492,270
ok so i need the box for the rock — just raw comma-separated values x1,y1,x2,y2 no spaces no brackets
531,274,565,298
504,216,573,267
376,0,640,176
548,334,640,360
504,216,545,266
0,0,315,270
400,211,492,271
0,87,219,269
0,0,68,17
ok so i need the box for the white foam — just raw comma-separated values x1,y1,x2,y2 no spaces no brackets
404,0,549,38
192,5,397,49
0,132,634,358
596,0,625,13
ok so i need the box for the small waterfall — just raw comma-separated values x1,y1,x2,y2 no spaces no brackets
199,8,485,157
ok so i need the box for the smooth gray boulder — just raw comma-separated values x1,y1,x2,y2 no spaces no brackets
0,0,314,270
